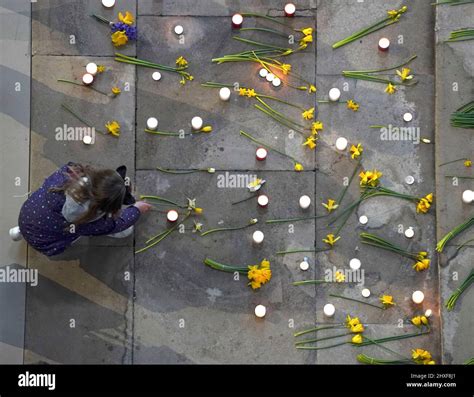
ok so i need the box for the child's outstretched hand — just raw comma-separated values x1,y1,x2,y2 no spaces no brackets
134,201,152,214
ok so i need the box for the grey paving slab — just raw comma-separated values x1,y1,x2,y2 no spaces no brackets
138,0,316,16
24,246,133,364
32,0,137,56
136,16,316,170
440,252,474,364
436,2,474,40
317,0,434,76
133,170,317,363
435,7,474,365
314,323,440,365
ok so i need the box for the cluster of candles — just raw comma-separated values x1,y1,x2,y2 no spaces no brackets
146,116,206,132
258,68,281,87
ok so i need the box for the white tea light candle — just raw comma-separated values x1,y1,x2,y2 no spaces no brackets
255,304,266,318
299,259,309,271
335,137,348,151
191,116,203,130
349,258,361,270
253,230,264,244
83,135,93,145
146,117,159,130
328,88,341,102
9,226,22,241
232,13,243,29
167,210,179,222
82,73,94,85
405,175,415,185
86,62,98,76
152,71,162,81
361,288,371,298
299,195,311,209
256,147,267,161
259,68,268,78
284,3,296,17
272,77,281,87
462,190,474,204
403,112,413,122
378,37,390,51
174,25,184,35
219,87,231,101
266,73,275,82
323,303,335,317
404,227,415,239
101,0,115,8
257,194,269,208
412,290,425,304
359,215,368,225
424,309,432,318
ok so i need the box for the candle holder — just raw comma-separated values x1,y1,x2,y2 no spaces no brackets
167,210,179,223
412,290,424,304
378,37,390,51
82,73,94,86
284,3,296,17
256,147,268,161
232,13,243,29
257,194,269,208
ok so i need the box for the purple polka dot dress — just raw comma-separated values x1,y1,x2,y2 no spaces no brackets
19,163,140,257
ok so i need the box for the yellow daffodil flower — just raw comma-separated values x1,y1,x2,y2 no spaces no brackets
302,107,315,120
385,83,397,95
294,163,304,172
297,85,308,91
247,178,265,192
351,334,363,344
359,169,382,187
416,193,434,214
118,11,134,25
97,65,106,73
380,295,395,308
396,67,414,82
424,360,436,365
281,64,292,75
387,9,399,18
247,260,272,289
246,88,256,98
111,31,128,47
193,207,203,214
261,259,270,269
298,27,313,36
417,251,428,260
346,315,361,328
413,258,430,272
105,120,120,137
299,35,313,46
200,126,212,133
176,56,188,67
350,323,364,333
464,159,472,167
111,86,121,95
303,136,317,150
347,99,360,111
350,143,363,159
412,349,432,363
323,233,340,247
308,84,317,93
322,199,338,213
207,168,216,173
335,271,345,283
311,121,323,135
411,315,429,327
239,88,247,96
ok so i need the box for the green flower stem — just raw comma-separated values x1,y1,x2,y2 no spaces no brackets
240,130,301,164
336,159,362,206
296,341,349,350
447,28,474,42
343,55,418,74
57,79,109,96
433,0,474,5
294,325,344,337
200,221,257,237
135,212,191,254
357,354,412,365
456,238,474,251
437,216,474,252
115,52,185,71
358,330,430,347
266,214,328,224
203,258,248,274
445,175,474,179
295,332,352,346
256,94,307,111
363,335,413,361
329,293,385,310
342,72,418,87
231,194,258,206
145,229,169,245
256,97,307,129
255,105,306,134
145,129,193,136
445,270,474,310
61,104,106,135
156,167,202,174
139,195,186,208
360,232,421,260
233,36,291,51
91,14,111,25
276,248,330,255
239,27,290,38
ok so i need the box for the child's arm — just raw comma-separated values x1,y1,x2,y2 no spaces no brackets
75,206,141,236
